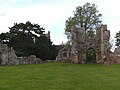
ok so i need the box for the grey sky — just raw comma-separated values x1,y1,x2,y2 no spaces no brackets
0,0,120,45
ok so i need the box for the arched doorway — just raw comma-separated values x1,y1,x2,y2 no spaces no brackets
86,48,96,63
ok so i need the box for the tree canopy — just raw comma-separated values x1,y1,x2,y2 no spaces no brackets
65,2,102,39
0,21,58,60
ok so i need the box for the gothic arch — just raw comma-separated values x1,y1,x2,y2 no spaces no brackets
86,48,96,63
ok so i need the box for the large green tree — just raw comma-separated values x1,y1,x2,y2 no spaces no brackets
0,21,58,60
65,2,102,39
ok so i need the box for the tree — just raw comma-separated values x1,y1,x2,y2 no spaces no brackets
115,31,120,47
0,21,58,60
8,21,45,57
65,2,102,39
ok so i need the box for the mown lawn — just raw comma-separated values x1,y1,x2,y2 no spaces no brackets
0,63,120,90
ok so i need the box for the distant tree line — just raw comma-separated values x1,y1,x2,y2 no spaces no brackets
0,21,58,60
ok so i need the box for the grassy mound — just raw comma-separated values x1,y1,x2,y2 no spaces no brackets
0,63,120,90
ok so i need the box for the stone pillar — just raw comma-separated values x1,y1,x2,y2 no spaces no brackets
70,27,86,63
96,25,111,64
96,26,102,63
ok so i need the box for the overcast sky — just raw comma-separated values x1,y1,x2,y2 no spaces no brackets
0,0,120,45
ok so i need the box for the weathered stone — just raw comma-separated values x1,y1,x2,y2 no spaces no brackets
0,44,42,66
56,47,70,62
56,25,111,64
70,25,111,64
110,47,120,64
0,44,19,65
18,55,42,65
114,47,120,54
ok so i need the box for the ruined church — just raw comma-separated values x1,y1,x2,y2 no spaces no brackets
56,25,112,64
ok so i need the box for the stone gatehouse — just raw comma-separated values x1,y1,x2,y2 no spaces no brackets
56,25,111,64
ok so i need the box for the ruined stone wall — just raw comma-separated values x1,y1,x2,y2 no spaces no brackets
0,44,42,66
96,26,102,63
60,25,111,64
110,47,120,64
99,25,111,64
0,44,19,65
70,27,86,63
56,47,70,62
18,55,42,65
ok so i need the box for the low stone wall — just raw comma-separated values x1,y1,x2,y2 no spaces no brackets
110,47,120,64
18,55,42,65
110,54,120,64
114,55,120,64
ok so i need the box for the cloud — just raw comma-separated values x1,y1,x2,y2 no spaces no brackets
0,0,120,45
0,12,6,16
0,2,74,44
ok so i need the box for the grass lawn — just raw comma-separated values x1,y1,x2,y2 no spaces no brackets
0,63,120,90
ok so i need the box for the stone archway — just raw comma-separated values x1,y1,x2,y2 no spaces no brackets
63,52,67,57
86,48,96,63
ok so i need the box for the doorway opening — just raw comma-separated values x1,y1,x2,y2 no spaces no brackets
86,48,96,63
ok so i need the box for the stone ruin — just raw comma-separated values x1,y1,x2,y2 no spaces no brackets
18,55,41,65
0,44,42,66
0,44,19,65
56,25,113,64
56,47,70,62
0,30,52,66
110,47,120,64
1,24,120,65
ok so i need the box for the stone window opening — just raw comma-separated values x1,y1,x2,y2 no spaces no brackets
63,52,67,57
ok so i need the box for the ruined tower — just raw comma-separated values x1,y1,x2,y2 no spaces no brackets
70,25,111,64
70,27,86,63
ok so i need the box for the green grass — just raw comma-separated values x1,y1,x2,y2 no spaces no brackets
0,63,120,90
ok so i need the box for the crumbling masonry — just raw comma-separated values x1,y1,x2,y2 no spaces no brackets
0,44,42,66
56,25,111,64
